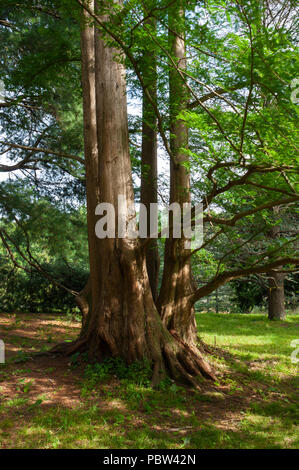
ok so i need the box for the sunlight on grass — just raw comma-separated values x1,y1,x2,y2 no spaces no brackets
197,312,299,385
0,312,298,449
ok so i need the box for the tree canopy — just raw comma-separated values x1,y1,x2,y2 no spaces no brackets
0,0,298,384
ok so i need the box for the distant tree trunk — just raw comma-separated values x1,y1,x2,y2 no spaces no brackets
157,1,197,348
140,14,159,302
53,0,216,386
268,207,286,320
268,270,286,320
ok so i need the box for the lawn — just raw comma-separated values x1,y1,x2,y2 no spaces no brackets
0,311,298,449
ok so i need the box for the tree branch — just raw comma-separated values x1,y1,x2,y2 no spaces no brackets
188,83,247,110
192,257,299,302
0,140,84,171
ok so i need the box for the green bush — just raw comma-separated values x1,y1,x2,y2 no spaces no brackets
0,261,88,313
84,358,152,387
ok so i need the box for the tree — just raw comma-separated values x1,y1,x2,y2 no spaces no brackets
157,0,197,347
1,0,298,386
58,0,216,386
0,179,89,313
140,4,159,302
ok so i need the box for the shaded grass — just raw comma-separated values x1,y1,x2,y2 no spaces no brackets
0,312,298,449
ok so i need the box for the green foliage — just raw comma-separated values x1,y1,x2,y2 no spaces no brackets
1,0,298,310
0,261,88,313
0,180,88,313
12,351,32,364
231,277,265,313
230,274,298,313
1,312,298,449
84,357,152,388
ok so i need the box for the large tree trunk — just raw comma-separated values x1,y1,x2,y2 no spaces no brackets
140,13,159,302
52,0,215,386
78,1,100,333
157,1,197,348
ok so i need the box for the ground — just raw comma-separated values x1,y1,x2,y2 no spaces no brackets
0,311,298,449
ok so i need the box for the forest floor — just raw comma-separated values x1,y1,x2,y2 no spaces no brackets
0,311,298,449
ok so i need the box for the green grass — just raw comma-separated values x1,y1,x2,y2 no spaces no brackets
0,312,298,449
197,312,299,385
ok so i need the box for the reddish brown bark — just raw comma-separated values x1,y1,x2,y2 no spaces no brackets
75,277,91,329
157,2,197,347
79,2,100,332
140,15,159,302
52,0,215,386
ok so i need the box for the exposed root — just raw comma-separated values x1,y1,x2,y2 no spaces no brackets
42,329,216,389
170,330,216,381
163,343,200,388
48,337,87,357
75,277,91,329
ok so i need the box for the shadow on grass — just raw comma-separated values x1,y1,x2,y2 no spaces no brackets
1,394,298,449
1,312,298,449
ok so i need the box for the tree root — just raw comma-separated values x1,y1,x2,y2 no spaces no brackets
163,330,216,385
75,277,91,328
41,330,216,388
163,343,200,388
47,337,88,356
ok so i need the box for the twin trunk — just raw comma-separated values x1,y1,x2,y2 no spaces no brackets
74,1,215,384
